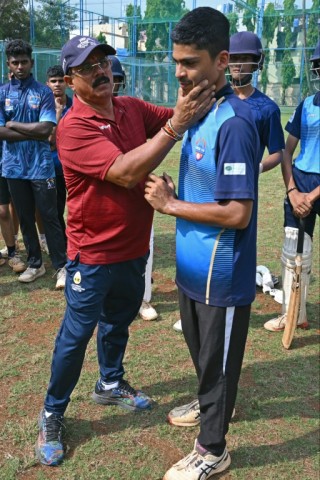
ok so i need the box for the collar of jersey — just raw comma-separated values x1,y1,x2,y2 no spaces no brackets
10,74,34,89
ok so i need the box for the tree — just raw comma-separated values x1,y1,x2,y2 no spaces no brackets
228,12,239,35
236,0,258,32
261,3,280,93
281,50,296,104
33,0,77,48
0,0,29,41
144,0,188,61
279,0,297,102
96,32,107,44
125,3,142,56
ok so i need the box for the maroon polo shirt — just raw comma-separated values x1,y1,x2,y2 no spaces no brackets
57,95,173,264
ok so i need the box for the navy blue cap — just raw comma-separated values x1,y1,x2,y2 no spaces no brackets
61,35,116,74
230,31,263,57
310,40,320,61
110,56,125,77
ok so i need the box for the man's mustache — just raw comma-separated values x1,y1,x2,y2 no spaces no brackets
92,76,110,89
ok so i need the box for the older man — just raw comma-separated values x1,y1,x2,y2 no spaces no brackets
35,35,215,466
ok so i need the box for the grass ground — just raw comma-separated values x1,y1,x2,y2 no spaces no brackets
0,111,319,479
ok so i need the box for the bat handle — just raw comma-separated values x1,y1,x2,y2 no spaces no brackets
296,218,306,256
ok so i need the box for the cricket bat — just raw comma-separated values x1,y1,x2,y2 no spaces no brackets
282,218,306,349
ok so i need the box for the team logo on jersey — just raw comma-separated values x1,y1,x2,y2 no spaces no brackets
5,98,13,112
28,94,41,109
195,138,207,161
73,271,81,284
46,178,56,190
224,163,246,175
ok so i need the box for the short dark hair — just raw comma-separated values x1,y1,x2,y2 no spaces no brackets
5,39,33,59
171,7,230,60
47,65,65,79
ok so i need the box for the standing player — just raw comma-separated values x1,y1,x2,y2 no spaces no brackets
0,40,67,287
145,7,260,478
228,31,284,174
46,65,72,249
172,31,285,333
264,41,320,332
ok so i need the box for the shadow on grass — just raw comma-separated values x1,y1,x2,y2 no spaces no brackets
231,429,319,469
60,353,318,466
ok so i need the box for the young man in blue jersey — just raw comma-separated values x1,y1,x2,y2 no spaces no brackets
264,41,320,332
0,40,67,287
228,31,285,174
172,31,285,333
46,65,73,249
145,7,260,479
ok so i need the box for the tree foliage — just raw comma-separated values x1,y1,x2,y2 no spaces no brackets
281,50,296,104
0,0,29,41
228,12,239,35
236,0,258,32
33,0,77,48
144,0,188,61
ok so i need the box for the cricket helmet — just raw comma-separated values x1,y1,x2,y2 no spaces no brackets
310,40,320,83
110,55,126,95
228,31,264,87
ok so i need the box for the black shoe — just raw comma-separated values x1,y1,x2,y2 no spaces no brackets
92,379,152,412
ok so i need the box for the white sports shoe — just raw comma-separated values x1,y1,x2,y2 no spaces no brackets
173,319,182,332
163,440,231,480
55,266,66,290
168,400,236,427
18,264,46,283
264,314,309,332
0,247,8,258
139,301,158,321
168,399,200,427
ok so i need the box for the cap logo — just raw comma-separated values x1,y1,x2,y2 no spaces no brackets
77,37,98,49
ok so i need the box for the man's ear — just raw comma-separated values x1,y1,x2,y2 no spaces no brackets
218,51,229,71
64,74,75,91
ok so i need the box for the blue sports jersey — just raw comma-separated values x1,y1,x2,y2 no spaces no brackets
0,75,56,180
244,89,285,161
285,92,320,174
176,84,260,307
51,95,72,175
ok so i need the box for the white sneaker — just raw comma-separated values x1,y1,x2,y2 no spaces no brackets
264,314,309,332
168,399,236,427
40,238,49,254
168,399,200,427
173,319,182,332
163,439,231,480
18,264,46,283
0,247,8,258
55,266,66,290
139,301,158,321
8,253,26,273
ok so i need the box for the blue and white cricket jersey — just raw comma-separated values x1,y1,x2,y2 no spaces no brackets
0,75,56,180
176,84,260,308
285,92,320,174
245,89,285,161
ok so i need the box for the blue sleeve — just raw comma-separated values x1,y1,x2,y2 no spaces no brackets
285,101,303,139
0,86,6,127
262,108,285,154
215,116,257,201
39,86,57,124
